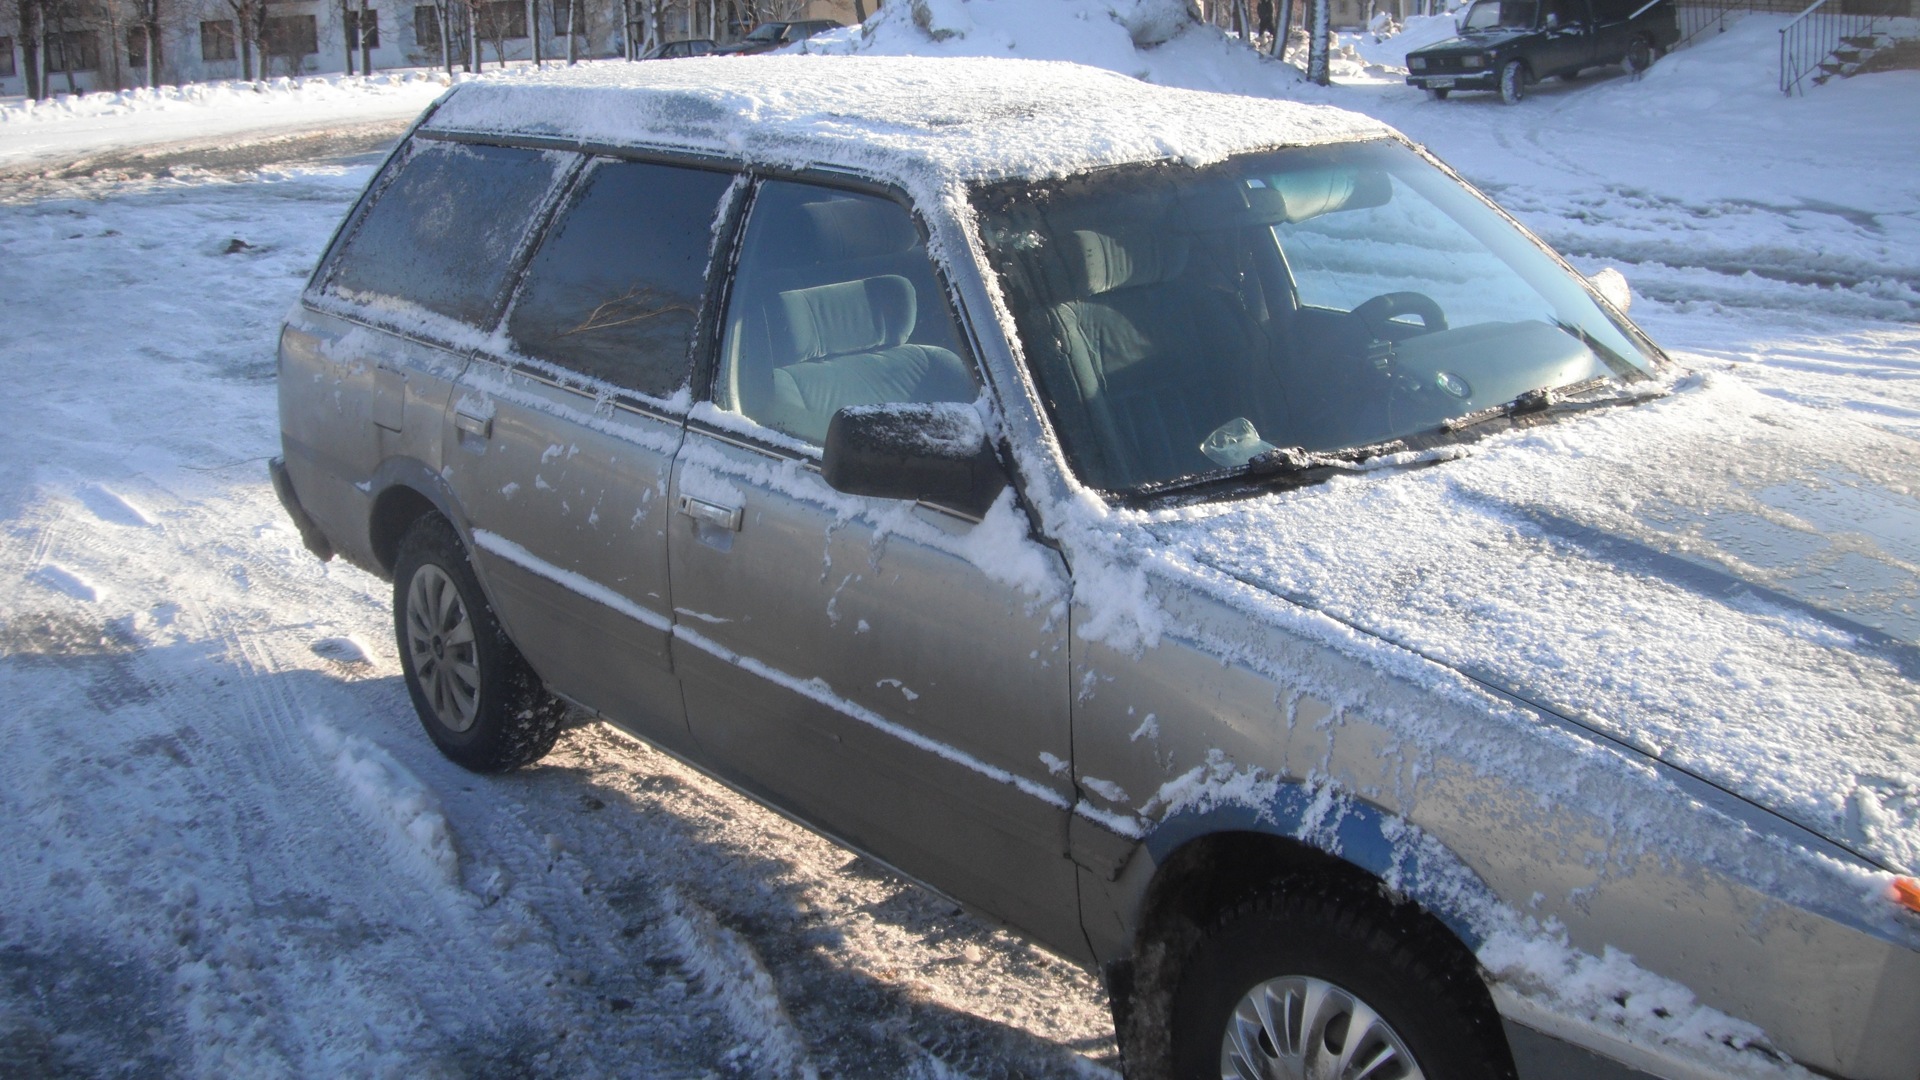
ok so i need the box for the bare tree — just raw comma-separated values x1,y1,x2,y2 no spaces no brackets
14,0,47,99
136,0,161,83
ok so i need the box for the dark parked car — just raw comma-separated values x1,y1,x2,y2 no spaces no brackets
715,19,843,55
641,37,714,60
1407,0,1680,103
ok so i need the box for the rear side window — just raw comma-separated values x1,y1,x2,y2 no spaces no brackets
505,158,735,398
324,139,570,329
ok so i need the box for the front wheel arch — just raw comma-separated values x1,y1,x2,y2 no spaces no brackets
1113,828,1508,1078
1172,882,1517,1079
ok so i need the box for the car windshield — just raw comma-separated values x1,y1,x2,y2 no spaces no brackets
972,139,1658,495
743,23,785,41
1462,0,1535,29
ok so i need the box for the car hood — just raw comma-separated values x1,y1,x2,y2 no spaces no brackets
1139,374,1920,874
1415,30,1533,53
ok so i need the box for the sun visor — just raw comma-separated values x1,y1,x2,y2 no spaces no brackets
1267,167,1392,223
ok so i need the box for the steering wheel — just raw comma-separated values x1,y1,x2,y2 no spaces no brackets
1351,291,1448,338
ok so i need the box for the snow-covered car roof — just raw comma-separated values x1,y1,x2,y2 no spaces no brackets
420,56,1394,191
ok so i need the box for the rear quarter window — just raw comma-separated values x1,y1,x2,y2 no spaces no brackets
321,139,572,330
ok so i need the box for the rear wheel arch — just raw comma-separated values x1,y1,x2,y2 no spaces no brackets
365,458,469,578
370,485,440,576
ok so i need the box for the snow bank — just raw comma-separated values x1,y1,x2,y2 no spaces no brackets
1353,12,1466,70
0,70,451,127
812,0,1303,97
310,721,462,889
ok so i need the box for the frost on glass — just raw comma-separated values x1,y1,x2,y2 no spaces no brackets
325,139,570,329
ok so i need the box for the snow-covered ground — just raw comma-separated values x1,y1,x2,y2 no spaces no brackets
2,3,1917,1075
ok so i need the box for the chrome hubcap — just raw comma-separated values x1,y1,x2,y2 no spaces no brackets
1220,975,1424,1080
405,564,480,732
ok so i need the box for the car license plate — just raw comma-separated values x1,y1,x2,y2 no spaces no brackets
1427,77,1455,88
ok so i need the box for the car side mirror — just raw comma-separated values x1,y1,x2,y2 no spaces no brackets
1587,266,1632,314
821,402,1007,517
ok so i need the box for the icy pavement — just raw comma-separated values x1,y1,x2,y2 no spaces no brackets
0,166,1118,1077
2,11,1918,1076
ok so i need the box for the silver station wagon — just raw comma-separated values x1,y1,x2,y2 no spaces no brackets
271,57,1920,1080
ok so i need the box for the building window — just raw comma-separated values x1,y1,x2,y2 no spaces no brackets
201,20,237,62
414,5,440,47
480,0,528,40
0,38,15,79
346,9,381,49
127,27,148,69
45,30,100,73
264,14,320,57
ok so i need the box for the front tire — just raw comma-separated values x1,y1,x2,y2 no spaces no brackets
394,516,565,772
1498,59,1528,104
1171,884,1514,1080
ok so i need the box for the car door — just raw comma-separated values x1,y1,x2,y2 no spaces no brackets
1590,0,1633,63
1540,0,1596,73
444,155,738,756
666,177,1084,953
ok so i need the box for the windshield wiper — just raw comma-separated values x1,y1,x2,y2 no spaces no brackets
1441,377,1616,434
1130,440,1409,502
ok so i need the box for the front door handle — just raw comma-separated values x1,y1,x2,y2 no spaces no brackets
677,495,743,532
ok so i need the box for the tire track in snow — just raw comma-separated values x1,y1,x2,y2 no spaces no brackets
660,885,819,1080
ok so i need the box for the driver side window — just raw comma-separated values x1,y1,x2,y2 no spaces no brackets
714,181,976,446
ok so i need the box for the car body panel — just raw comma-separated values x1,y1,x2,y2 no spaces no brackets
665,425,1086,955
442,352,694,754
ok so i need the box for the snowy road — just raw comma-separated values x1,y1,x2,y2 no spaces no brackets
0,153,1118,1078
2,18,1918,1077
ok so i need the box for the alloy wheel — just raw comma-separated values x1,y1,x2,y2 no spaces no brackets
405,564,481,733
1220,974,1425,1080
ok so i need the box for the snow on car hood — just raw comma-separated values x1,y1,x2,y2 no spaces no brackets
1140,371,1920,874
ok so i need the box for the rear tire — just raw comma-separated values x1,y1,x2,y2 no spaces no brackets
1170,882,1514,1080
1499,59,1528,104
394,516,565,772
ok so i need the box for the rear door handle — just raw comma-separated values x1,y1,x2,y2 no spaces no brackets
453,407,491,439
677,495,743,532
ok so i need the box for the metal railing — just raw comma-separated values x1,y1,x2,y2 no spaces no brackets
1779,0,1886,94
1674,0,1810,49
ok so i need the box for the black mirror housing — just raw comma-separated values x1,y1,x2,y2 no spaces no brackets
821,402,1007,517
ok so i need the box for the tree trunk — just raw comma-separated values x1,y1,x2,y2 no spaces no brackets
343,0,356,74
528,0,541,66
1307,0,1329,84
440,0,454,73
1275,0,1293,56
853,0,866,19
359,0,372,73
468,0,481,70
106,5,124,89
565,0,576,63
